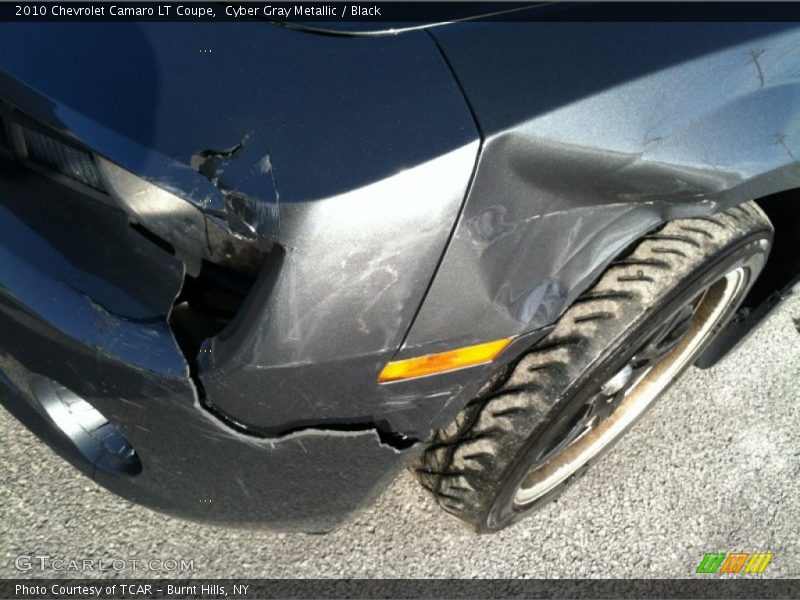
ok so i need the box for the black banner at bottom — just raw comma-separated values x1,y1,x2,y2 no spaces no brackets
2,579,799,599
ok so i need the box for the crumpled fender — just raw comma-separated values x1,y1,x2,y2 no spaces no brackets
400,22,800,358
0,22,481,437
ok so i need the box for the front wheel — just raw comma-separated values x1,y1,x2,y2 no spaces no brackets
414,202,772,532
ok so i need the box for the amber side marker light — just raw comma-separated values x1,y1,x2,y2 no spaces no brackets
378,338,514,383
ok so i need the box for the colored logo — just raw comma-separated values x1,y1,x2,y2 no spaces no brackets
696,552,773,574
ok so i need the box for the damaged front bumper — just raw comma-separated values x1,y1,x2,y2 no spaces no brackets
0,22,489,529
0,155,423,530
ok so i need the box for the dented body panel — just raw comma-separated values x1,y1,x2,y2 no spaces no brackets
401,22,800,357
0,21,799,530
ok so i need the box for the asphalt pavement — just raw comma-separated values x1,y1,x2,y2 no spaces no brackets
1,295,798,579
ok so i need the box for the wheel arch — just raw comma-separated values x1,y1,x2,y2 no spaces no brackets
398,22,800,366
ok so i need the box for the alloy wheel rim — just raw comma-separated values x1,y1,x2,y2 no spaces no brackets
513,267,747,506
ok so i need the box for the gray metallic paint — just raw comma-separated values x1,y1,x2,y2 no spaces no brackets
0,20,799,530
402,22,800,357
0,23,481,436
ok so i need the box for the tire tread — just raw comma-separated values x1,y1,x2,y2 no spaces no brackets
412,202,772,530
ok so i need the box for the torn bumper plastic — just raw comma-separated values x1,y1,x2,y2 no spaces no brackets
0,22,487,530
0,159,422,530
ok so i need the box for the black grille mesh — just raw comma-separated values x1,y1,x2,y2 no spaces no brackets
23,127,104,191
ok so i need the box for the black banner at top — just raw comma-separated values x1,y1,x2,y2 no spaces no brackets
3,2,800,23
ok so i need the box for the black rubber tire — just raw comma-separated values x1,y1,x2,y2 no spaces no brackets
413,202,773,532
